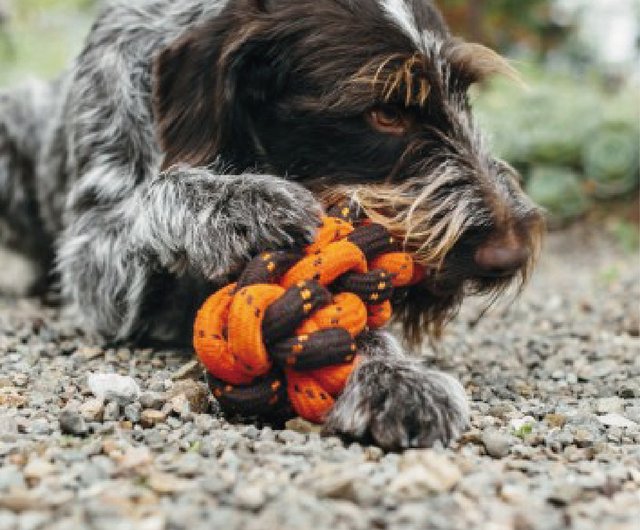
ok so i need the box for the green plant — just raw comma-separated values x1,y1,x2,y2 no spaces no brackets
526,166,590,227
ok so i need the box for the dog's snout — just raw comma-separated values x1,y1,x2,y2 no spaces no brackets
474,232,530,277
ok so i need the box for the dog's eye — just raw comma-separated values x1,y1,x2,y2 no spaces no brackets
367,106,409,136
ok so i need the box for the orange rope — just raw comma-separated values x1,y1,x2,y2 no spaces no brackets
193,215,422,423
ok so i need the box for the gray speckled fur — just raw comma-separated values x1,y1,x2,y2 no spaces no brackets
0,0,473,448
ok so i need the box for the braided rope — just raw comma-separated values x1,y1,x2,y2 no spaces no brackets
193,213,423,423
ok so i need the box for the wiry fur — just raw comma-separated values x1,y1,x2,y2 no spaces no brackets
0,0,542,449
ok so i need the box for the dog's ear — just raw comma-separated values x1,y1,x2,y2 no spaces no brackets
152,6,288,170
152,20,224,170
443,40,520,91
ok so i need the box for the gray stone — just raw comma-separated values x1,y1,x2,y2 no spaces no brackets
0,466,25,490
102,401,120,421
595,397,624,414
234,484,266,510
59,408,88,436
79,398,104,422
124,402,142,423
276,430,306,444
86,373,140,405
139,392,166,410
598,413,638,429
482,430,511,458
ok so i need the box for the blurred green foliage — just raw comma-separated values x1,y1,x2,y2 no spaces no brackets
474,69,639,225
0,0,95,85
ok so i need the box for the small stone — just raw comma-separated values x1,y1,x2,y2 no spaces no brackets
596,397,624,414
500,483,529,504
276,430,306,444
0,490,43,512
23,459,57,482
139,391,166,410
124,402,142,423
76,346,104,360
116,446,153,472
169,393,190,417
141,409,166,428
625,406,640,424
30,418,51,435
116,348,131,361
86,373,140,405
574,428,596,447
103,401,120,421
285,417,322,434
241,425,261,440
0,465,26,490
618,385,637,398
0,389,26,408
598,413,638,429
482,430,511,458
12,374,28,387
548,482,583,506
171,360,201,380
59,408,88,436
234,484,266,510
148,472,188,494
167,380,209,414
544,413,567,428
303,464,360,501
80,398,104,422
389,450,461,498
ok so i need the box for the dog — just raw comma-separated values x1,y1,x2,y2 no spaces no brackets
0,0,543,449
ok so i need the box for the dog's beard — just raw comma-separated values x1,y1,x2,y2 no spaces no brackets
322,168,543,344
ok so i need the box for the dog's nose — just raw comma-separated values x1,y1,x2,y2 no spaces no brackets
474,234,530,277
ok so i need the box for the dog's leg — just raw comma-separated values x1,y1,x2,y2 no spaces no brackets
323,330,470,450
57,165,322,342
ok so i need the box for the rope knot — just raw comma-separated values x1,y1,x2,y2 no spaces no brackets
194,212,424,423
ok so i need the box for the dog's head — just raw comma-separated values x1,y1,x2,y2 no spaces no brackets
153,0,544,342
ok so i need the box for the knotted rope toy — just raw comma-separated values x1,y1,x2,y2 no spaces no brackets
193,207,424,423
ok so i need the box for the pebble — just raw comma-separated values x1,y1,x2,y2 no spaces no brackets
596,397,624,414
276,430,306,445
102,401,120,421
79,398,104,422
482,430,511,458
598,413,638,429
148,472,188,494
58,408,88,436
389,450,462,498
171,360,201,380
140,409,167,428
234,484,266,510
86,373,140,405
139,391,166,410
124,402,142,423
167,380,209,414
23,459,57,482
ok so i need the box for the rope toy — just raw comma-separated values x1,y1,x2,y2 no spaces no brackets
193,207,424,423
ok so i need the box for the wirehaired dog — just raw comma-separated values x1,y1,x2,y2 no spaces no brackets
0,0,543,449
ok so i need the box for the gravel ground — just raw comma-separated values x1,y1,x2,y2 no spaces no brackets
0,222,639,530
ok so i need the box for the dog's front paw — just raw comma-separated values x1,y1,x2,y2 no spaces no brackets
323,358,469,450
255,179,323,249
